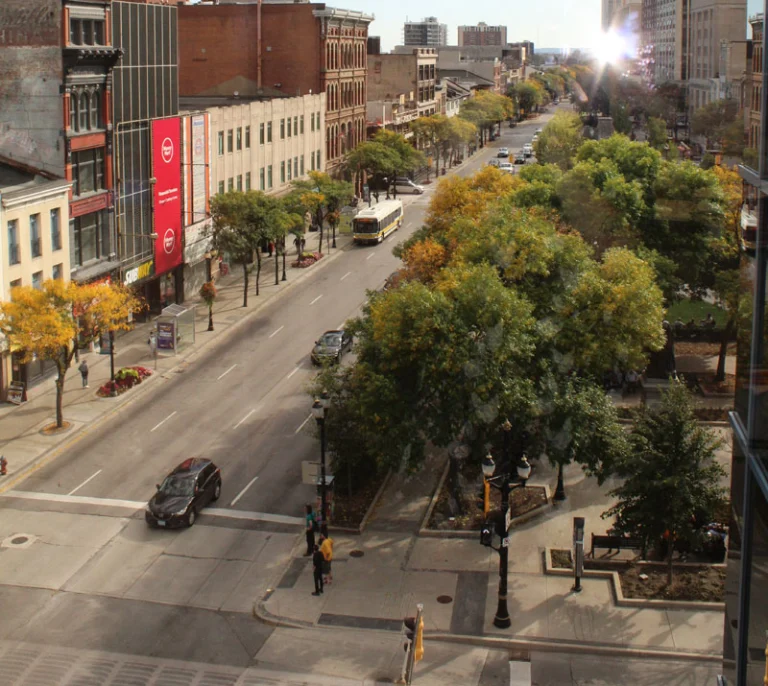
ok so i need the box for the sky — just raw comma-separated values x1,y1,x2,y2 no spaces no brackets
346,0,764,52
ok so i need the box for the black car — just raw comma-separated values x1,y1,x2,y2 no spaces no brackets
311,330,352,365
145,458,221,528
514,155,526,165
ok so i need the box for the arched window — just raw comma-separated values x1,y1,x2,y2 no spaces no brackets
327,126,332,160
90,91,100,129
70,93,77,131
79,92,89,130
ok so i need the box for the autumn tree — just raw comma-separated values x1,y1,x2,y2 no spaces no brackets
533,111,583,170
411,114,451,179
289,172,354,253
0,280,142,428
401,237,447,284
511,82,543,119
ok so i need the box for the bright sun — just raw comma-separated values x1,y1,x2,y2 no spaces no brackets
593,31,626,65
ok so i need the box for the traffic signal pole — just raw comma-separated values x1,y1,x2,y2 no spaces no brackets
398,603,424,685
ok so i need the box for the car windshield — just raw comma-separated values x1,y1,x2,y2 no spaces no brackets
319,333,342,347
159,475,195,497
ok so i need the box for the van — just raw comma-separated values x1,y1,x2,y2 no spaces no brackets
394,178,425,194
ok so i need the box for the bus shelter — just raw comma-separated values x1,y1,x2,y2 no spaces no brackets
155,303,196,355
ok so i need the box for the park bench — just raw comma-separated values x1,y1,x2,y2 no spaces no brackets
590,533,644,558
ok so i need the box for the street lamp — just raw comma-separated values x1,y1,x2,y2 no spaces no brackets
311,390,331,535
482,420,531,629
204,251,213,282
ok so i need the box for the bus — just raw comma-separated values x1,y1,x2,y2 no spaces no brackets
352,200,404,244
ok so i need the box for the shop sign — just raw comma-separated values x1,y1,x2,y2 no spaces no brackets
152,118,183,275
7,381,25,405
156,321,175,351
124,259,154,286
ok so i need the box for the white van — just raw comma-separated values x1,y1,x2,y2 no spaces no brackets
394,178,425,194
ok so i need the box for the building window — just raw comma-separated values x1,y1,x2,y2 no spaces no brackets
228,178,234,192
294,156,298,178
267,165,273,189
52,263,63,281
90,92,100,129
227,129,233,153
259,168,265,191
30,214,41,258
267,121,273,142
10,278,21,289
236,128,242,151
280,119,285,139
286,159,292,182
69,18,106,46
245,172,251,191
70,210,110,267
32,271,43,290
245,126,251,148
294,116,298,136
300,154,305,176
71,148,105,197
280,161,285,183
311,150,315,171
287,118,292,138
317,149,321,169
218,131,224,155
50,208,61,251
79,92,89,131
8,220,20,265
311,112,315,132
237,175,242,191
260,123,265,144
300,115,305,134
317,111,321,128
70,97,77,132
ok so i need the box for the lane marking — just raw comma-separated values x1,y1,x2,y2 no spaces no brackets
205,508,303,525
340,271,352,281
366,253,374,260
294,412,313,434
310,294,323,305
287,366,302,379
230,476,259,507
150,411,177,432
234,408,257,429
337,322,346,330
217,364,237,380
68,469,102,496
269,325,284,339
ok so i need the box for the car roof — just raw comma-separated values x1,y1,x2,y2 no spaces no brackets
322,329,343,335
171,458,212,476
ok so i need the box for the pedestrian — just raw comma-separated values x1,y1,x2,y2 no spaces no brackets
311,544,324,596
304,504,317,556
319,532,334,584
268,241,274,257
78,360,89,388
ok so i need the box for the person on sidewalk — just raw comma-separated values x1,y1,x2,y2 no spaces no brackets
304,504,317,556
319,532,334,585
78,360,89,388
311,544,324,596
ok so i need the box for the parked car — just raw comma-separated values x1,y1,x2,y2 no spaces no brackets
311,330,353,365
497,147,509,158
487,159,501,167
394,177,425,194
145,458,221,528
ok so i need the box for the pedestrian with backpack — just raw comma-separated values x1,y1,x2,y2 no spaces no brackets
304,504,317,556
78,360,89,388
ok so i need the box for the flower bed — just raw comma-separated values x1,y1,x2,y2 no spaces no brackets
97,366,153,397
291,251,324,269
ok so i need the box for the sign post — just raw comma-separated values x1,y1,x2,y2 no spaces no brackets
572,516,585,593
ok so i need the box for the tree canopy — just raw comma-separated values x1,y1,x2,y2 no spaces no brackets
533,111,583,170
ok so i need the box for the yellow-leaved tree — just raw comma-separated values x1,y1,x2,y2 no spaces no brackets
0,280,143,427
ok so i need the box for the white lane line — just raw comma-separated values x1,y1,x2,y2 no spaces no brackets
234,408,257,429
287,366,302,379
337,322,346,330
269,325,284,339
206,507,303,525
68,469,102,496
310,294,323,305
150,411,177,432
340,271,352,281
230,476,259,507
217,364,237,380
294,412,313,434
366,253,374,260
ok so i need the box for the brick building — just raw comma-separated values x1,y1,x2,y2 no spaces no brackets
744,13,763,151
178,1,372,175
367,48,438,118
457,23,507,47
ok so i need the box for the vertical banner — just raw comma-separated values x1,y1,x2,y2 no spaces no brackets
191,115,206,221
152,118,182,275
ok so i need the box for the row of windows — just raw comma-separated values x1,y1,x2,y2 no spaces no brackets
69,89,102,133
419,86,436,103
70,210,112,269
325,41,365,71
326,119,364,160
418,64,436,81
327,82,364,111
71,148,106,198
7,210,63,267
215,151,322,195
69,18,106,47
9,264,64,292
217,113,320,156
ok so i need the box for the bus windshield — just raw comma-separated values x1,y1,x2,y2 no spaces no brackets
353,218,379,233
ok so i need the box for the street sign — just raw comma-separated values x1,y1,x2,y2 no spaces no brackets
301,460,321,485
502,536,510,548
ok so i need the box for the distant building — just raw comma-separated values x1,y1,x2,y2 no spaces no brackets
403,17,447,47
745,13,763,150
367,48,438,118
641,0,691,83
457,23,507,47
602,0,642,33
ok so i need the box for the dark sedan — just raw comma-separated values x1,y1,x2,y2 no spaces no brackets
145,458,221,528
311,330,352,365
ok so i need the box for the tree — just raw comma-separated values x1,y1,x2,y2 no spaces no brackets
0,280,141,428
603,383,727,584
533,111,583,170
200,281,217,331
512,82,543,119
290,172,354,253
690,99,740,151
372,129,426,196
647,117,668,150
411,114,450,179
344,141,399,198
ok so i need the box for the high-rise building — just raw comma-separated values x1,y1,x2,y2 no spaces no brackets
641,0,691,83
403,17,447,47
457,23,507,47
602,0,641,33
744,14,763,151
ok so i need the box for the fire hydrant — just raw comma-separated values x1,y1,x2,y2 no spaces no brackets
0,455,7,476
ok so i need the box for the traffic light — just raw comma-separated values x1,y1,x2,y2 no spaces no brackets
480,520,492,547
414,616,424,663
475,481,490,516
403,616,416,652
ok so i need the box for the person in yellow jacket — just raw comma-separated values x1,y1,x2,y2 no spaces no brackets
319,533,333,584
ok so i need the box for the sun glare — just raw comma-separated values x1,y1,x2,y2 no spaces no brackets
593,31,626,66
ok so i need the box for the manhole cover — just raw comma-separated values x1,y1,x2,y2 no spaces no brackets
11,536,28,545
436,595,453,604
349,550,365,558
2,533,37,549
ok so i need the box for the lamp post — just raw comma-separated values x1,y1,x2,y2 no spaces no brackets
281,237,287,281
204,251,213,282
481,421,532,629
311,390,331,535
109,330,115,381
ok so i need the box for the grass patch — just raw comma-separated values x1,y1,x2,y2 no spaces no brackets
667,299,726,327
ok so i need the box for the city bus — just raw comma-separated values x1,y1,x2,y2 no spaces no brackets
352,200,404,244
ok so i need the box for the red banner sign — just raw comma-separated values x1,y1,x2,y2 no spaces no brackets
151,118,182,275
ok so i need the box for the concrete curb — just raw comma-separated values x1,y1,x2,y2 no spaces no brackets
543,548,726,612
332,470,393,535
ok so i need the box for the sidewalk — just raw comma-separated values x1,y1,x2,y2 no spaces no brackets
258,446,727,665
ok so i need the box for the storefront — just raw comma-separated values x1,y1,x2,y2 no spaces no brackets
123,257,184,318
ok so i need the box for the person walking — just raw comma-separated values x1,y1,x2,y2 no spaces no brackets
319,532,334,585
78,360,89,388
311,544,324,596
304,504,317,556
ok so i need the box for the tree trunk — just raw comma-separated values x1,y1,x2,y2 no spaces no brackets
55,354,67,428
242,261,249,307
274,249,279,285
666,539,674,586
255,251,261,296
715,317,735,382
207,303,214,331
318,218,324,254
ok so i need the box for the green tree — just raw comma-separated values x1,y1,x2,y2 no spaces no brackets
411,114,449,179
647,117,668,150
289,172,354,253
373,129,426,195
344,141,399,199
690,99,740,151
534,111,583,170
603,383,727,584
512,82,543,119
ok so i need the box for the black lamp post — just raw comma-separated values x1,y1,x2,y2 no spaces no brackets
311,391,331,534
481,421,532,629
204,251,213,282
281,238,287,281
109,330,115,381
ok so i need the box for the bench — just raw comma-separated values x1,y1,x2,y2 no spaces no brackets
590,533,644,558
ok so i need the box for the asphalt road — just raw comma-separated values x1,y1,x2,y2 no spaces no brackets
15,113,553,521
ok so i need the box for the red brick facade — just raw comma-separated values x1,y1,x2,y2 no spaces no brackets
178,2,371,174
